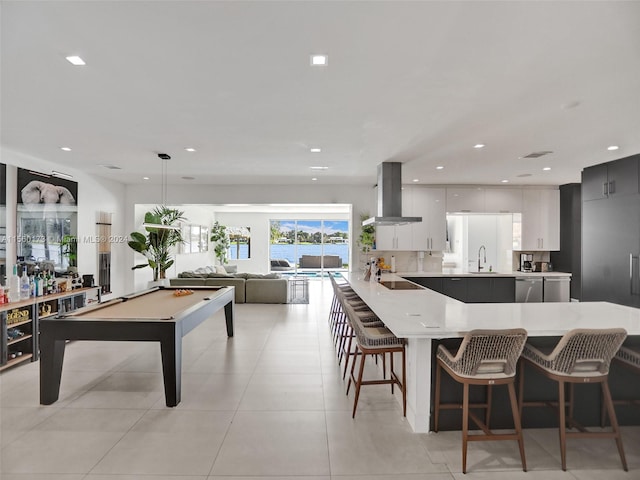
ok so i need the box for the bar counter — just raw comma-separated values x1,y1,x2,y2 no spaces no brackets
343,272,640,433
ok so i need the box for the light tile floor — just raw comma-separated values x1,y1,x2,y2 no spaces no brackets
1,280,638,479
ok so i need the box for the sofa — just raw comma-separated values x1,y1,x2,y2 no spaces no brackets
170,271,288,304
270,259,294,271
298,255,342,269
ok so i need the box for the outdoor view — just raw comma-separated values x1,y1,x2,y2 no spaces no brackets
270,219,349,275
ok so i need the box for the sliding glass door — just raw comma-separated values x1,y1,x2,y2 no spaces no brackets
269,219,349,276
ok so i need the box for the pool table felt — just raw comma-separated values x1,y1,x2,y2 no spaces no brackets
68,289,217,320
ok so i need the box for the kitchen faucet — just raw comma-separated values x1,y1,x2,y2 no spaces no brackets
477,245,487,272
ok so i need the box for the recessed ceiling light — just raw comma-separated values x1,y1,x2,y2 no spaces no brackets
311,177,318,181
143,176,150,180
310,54,328,66
65,55,85,66
309,147,322,153
184,147,196,152
607,145,619,151
436,166,444,170
501,179,509,183
412,178,419,182
60,147,71,151
310,166,328,170
543,167,552,171
474,144,485,149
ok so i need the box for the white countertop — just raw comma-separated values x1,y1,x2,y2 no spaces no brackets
398,271,572,278
343,272,639,338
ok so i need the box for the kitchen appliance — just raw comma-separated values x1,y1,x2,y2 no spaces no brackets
543,276,570,302
379,280,424,290
515,276,543,302
82,274,95,288
520,253,533,272
362,162,422,226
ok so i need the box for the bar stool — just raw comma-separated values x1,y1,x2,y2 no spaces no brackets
518,328,628,471
604,345,640,422
344,302,406,418
434,329,528,474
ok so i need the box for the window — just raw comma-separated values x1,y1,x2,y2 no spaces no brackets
227,226,251,260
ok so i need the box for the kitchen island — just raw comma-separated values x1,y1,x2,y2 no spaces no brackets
343,272,640,433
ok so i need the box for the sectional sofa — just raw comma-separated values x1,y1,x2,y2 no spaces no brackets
170,271,288,304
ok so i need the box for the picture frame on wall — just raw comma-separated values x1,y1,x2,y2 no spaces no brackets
15,168,78,273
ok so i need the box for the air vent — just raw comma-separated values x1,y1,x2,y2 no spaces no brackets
522,151,553,159
517,173,533,178
99,164,122,170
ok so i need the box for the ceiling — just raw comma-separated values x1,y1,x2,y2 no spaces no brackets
2,1,640,187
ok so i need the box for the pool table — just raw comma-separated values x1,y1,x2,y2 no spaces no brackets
39,286,234,407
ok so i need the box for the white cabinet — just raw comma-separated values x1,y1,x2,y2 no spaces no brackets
375,186,446,251
413,187,446,251
484,188,523,213
375,188,413,251
520,189,560,251
446,187,486,213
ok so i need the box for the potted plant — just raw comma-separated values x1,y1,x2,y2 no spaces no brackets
357,213,375,253
210,221,230,265
61,234,78,271
128,206,185,282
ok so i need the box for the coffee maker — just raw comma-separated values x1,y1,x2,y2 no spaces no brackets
520,253,533,272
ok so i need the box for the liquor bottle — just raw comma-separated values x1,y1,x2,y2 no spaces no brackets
20,267,30,300
47,271,54,295
0,282,5,304
29,275,35,297
36,273,44,297
9,265,21,303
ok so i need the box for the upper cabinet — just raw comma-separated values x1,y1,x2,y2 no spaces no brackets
518,189,560,251
447,187,523,213
375,186,446,251
582,155,639,202
375,187,413,251
446,188,486,213
412,187,446,251
484,188,523,213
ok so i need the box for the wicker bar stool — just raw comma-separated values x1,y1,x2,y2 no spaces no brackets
344,302,406,418
328,274,363,348
337,297,385,379
518,328,628,472
434,329,528,474
604,345,640,423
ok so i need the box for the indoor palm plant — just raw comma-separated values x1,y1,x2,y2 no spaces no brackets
128,206,185,281
210,221,230,265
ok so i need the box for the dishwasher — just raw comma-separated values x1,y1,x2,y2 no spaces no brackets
543,276,571,302
515,277,543,302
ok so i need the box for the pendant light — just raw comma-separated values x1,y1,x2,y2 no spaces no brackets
142,153,180,230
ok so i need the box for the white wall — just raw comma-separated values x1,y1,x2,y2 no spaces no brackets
124,183,376,292
1,148,127,297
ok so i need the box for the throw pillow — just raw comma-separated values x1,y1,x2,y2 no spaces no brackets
215,265,227,274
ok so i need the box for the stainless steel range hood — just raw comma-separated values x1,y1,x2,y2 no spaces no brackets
362,162,422,226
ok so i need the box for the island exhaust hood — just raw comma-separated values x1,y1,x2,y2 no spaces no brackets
362,162,422,226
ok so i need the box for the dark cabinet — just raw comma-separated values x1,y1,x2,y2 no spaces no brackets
550,184,582,300
442,277,467,301
405,276,443,293
582,195,640,307
490,277,516,303
466,278,492,303
404,276,515,303
582,155,639,201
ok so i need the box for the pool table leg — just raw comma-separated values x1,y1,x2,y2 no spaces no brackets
160,325,182,407
224,300,234,337
39,333,67,405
